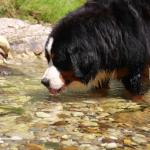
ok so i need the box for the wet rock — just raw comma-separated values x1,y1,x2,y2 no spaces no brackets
107,128,123,139
48,138,61,143
44,141,61,149
36,111,62,124
4,123,34,140
102,101,142,114
10,135,23,141
132,134,147,144
36,112,51,118
137,126,150,132
71,112,84,117
0,18,51,54
0,138,4,144
79,121,98,127
62,139,77,146
62,135,71,140
6,131,34,140
98,113,110,118
104,142,118,149
16,113,33,123
79,144,99,150
41,103,63,112
52,120,68,126
123,138,134,146
83,134,97,141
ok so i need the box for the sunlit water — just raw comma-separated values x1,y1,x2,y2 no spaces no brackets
0,54,149,149
0,54,150,107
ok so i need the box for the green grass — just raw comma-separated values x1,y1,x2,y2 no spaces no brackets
0,0,86,23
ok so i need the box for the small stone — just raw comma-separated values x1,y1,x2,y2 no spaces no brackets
53,120,68,126
80,121,98,127
96,107,104,112
107,129,123,139
36,112,50,118
80,144,99,150
109,136,118,140
11,136,23,141
62,140,77,146
6,131,34,140
123,139,133,146
132,134,147,144
71,112,84,117
62,135,70,140
138,127,150,132
83,100,97,104
98,113,110,118
83,134,96,140
0,139,4,144
48,138,60,143
108,118,114,122
105,142,118,149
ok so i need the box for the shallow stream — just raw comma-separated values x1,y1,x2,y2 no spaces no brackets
0,54,149,150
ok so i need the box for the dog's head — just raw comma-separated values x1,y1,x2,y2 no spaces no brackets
41,20,99,95
41,35,79,95
41,2,106,95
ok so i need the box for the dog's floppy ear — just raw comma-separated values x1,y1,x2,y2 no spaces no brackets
69,50,99,84
69,53,84,78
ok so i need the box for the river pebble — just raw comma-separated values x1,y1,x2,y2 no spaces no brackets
71,111,84,117
104,142,118,149
132,134,147,144
36,112,51,118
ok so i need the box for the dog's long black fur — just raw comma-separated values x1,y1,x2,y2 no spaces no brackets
46,0,150,95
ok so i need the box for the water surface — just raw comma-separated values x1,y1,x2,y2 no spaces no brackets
0,54,149,150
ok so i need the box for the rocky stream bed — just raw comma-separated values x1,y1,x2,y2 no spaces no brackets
0,18,149,150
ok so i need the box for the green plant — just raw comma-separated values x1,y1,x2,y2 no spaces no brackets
0,0,86,23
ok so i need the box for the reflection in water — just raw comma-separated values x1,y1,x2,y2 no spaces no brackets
0,54,149,149
0,54,150,103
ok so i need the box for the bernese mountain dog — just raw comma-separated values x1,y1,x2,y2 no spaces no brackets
41,0,150,99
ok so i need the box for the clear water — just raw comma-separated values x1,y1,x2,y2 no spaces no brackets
0,54,149,149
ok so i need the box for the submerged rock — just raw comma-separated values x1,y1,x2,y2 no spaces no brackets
132,134,147,144
36,112,51,118
104,142,118,149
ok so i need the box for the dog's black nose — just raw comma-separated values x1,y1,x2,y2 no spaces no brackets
41,78,49,87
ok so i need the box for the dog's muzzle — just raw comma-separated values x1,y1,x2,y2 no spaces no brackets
41,77,65,95
41,66,66,95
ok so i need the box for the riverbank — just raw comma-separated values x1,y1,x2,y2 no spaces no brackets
0,18,51,56
0,0,85,23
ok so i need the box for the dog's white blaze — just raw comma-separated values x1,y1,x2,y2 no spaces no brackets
42,65,64,90
46,37,54,54
43,37,64,90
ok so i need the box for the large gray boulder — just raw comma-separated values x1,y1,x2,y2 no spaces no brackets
0,18,51,55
